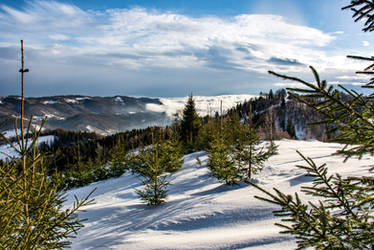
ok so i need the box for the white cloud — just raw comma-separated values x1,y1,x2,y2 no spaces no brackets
0,5,35,23
0,1,337,71
0,0,369,96
336,74,368,81
0,1,92,32
274,82,303,88
363,41,370,47
329,81,365,86
48,34,69,41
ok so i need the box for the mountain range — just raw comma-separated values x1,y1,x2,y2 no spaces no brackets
0,94,255,135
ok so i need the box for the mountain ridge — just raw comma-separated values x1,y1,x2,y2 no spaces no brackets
0,94,255,135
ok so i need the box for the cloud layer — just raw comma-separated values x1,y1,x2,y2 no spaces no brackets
0,1,369,96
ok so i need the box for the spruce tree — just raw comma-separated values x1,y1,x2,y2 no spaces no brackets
269,89,274,99
207,117,239,185
109,136,128,177
136,130,183,205
0,41,94,249
159,128,184,173
232,106,273,182
266,107,279,155
250,2,374,247
180,93,201,151
136,146,169,206
286,118,296,138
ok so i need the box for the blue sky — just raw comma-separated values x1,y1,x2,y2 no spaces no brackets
0,0,372,97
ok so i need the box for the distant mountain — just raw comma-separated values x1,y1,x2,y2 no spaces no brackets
0,94,255,135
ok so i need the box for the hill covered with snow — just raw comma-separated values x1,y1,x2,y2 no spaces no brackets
0,94,254,135
66,140,372,249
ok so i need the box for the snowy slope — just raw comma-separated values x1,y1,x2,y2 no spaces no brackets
0,135,55,161
66,140,373,249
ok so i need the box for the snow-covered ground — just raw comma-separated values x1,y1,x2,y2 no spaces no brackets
0,135,55,161
147,95,256,117
66,140,373,249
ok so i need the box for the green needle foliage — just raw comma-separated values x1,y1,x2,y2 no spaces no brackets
136,146,169,206
136,130,183,205
208,110,275,184
232,107,274,182
343,0,374,32
207,118,238,185
270,66,374,161
180,93,202,152
250,2,374,248
159,128,184,173
0,41,94,249
251,151,374,249
109,136,129,177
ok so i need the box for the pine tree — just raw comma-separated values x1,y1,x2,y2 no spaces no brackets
250,2,374,247
0,41,94,249
180,93,201,151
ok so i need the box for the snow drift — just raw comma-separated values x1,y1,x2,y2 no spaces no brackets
66,140,372,249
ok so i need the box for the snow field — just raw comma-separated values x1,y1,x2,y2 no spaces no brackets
66,140,373,249
0,135,55,161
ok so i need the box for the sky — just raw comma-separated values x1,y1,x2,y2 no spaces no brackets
0,0,372,97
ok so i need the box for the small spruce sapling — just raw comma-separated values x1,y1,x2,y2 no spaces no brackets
232,106,273,182
136,130,183,205
136,145,169,206
159,128,184,173
207,119,239,185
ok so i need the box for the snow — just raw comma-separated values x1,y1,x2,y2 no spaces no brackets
76,97,91,101
33,113,65,121
295,126,305,140
42,100,59,104
1,127,45,139
65,98,78,104
86,125,96,132
85,125,113,135
65,97,90,103
66,140,373,249
2,129,22,139
0,135,55,161
146,94,256,118
114,96,124,103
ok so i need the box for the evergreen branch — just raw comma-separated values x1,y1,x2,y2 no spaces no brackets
296,152,357,217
